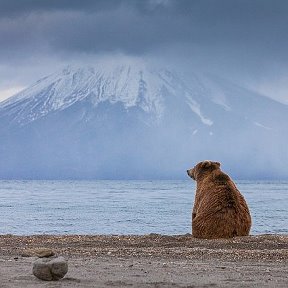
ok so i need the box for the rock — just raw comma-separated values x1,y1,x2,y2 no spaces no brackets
33,256,68,281
22,248,55,258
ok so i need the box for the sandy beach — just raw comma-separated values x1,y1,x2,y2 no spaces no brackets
0,234,287,287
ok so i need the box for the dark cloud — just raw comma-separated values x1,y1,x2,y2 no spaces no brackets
0,0,123,17
1,0,288,57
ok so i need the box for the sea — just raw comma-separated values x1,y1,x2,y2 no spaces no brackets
0,180,287,235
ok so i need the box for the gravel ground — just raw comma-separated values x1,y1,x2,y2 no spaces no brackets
0,234,287,287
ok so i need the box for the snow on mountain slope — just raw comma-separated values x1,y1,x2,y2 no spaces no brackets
0,63,215,127
1,62,288,135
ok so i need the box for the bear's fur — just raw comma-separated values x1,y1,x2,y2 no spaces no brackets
187,160,251,239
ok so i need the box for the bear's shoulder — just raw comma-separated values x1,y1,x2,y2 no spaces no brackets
211,170,231,183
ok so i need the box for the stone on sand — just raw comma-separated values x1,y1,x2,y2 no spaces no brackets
22,248,54,258
32,256,68,281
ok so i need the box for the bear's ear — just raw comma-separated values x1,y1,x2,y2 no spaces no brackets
201,160,212,169
213,161,221,167
200,160,220,171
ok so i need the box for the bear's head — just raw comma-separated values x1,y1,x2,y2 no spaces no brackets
187,160,221,181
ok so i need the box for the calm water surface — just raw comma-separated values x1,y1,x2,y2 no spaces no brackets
0,180,287,235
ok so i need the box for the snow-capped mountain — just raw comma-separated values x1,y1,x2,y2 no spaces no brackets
0,63,217,128
0,65,165,125
0,62,288,179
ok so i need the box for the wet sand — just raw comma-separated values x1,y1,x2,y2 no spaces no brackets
0,234,287,287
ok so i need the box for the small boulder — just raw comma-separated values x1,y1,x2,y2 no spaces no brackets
33,256,68,281
22,248,54,258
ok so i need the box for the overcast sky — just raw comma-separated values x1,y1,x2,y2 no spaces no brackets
0,0,288,103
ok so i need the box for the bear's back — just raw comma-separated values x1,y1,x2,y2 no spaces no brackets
199,170,244,213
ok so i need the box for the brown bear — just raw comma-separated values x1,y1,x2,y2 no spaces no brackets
187,160,251,239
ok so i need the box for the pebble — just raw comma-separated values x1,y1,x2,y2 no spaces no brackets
33,256,68,281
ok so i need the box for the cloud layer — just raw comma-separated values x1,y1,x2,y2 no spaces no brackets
1,0,288,103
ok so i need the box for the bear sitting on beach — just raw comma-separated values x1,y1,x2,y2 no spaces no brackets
187,161,251,239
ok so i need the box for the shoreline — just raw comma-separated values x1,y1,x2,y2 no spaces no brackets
0,234,287,287
1,233,287,260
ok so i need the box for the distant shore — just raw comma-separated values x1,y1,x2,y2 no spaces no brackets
0,234,287,287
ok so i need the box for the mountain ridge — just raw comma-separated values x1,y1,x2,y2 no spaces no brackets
0,63,288,179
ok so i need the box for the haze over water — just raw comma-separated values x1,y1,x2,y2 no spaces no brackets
0,180,287,235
